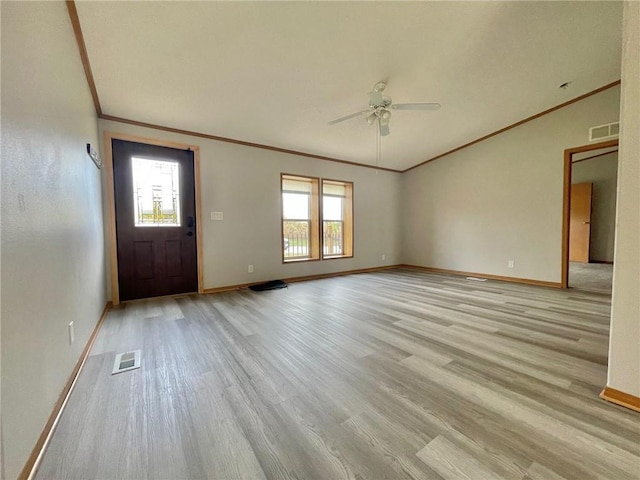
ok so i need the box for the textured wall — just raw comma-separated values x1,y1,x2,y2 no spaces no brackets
1,2,107,478
607,0,640,398
402,86,621,283
99,120,402,292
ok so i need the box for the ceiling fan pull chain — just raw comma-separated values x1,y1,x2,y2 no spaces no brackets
376,121,381,169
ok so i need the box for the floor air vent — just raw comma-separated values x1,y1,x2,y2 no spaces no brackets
112,350,141,375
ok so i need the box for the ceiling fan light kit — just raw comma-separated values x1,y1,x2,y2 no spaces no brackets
372,81,387,93
328,81,441,138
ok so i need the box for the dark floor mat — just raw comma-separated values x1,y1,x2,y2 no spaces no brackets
248,280,288,292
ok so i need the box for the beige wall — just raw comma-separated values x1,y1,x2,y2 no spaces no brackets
1,2,107,478
607,1,640,398
402,86,621,283
99,120,402,293
572,152,618,262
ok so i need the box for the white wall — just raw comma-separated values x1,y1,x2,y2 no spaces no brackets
99,120,403,292
572,152,618,262
607,1,640,398
1,2,107,478
402,86,621,283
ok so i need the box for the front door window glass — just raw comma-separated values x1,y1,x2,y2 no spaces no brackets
132,157,181,227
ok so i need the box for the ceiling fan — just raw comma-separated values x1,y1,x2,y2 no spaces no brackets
328,81,441,136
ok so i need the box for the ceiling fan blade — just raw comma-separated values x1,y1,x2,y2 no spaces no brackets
391,103,441,111
379,123,390,137
328,110,369,125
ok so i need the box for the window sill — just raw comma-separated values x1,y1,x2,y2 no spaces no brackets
322,254,354,260
283,257,321,264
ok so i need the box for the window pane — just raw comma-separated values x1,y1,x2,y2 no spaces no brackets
283,221,310,258
321,179,352,259
132,157,181,227
283,192,309,220
281,174,320,262
323,196,343,221
323,221,343,255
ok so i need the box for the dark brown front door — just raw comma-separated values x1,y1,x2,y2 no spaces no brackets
112,139,198,301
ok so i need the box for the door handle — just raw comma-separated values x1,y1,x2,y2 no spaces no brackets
185,231,193,237
583,222,591,225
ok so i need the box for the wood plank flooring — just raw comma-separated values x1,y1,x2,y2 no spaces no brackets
35,269,639,480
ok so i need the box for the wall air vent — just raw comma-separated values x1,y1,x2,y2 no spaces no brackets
112,350,141,375
589,122,620,141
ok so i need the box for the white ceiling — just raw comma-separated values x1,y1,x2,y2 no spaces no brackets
76,1,623,171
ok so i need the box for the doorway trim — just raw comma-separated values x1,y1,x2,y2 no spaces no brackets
561,139,618,288
104,131,204,305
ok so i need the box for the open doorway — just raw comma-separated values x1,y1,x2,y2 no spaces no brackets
562,139,618,291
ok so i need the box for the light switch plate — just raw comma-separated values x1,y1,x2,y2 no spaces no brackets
211,211,223,221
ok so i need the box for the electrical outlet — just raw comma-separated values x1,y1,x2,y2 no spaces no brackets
248,264,254,273
381,254,386,261
68,321,75,345
508,260,515,268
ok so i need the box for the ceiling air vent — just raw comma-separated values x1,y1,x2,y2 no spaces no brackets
589,122,619,141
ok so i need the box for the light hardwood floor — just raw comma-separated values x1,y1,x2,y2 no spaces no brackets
36,269,639,480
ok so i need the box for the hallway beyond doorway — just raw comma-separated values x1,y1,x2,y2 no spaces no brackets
569,262,613,293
